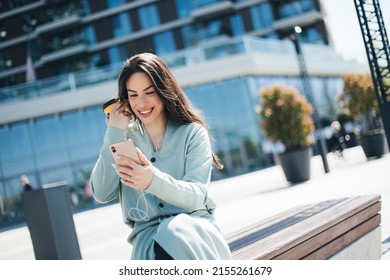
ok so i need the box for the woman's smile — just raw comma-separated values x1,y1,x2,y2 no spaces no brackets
138,108,153,118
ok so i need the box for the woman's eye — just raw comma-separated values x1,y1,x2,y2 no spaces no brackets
146,91,155,95
129,94,137,98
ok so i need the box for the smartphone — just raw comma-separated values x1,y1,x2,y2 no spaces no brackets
109,139,140,164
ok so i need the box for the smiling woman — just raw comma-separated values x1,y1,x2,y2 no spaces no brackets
90,53,230,260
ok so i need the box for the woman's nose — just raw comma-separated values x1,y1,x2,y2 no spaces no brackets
138,95,148,106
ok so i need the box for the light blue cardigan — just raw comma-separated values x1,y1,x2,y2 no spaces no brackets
90,119,231,260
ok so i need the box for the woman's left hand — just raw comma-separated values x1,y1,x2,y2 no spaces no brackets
113,148,155,190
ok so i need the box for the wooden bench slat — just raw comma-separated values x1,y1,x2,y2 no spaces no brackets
225,204,316,242
267,200,381,259
230,195,377,257
233,195,380,259
272,203,381,259
228,197,348,252
229,194,381,260
302,214,381,260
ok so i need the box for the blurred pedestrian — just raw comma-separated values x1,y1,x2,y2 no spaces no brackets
329,121,349,157
20,175,33,192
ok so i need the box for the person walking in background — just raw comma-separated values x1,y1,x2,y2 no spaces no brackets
329,121,350,158
90,53,231,260
20,175,33,192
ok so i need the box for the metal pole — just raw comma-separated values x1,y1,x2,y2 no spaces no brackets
353,0,390,152
290,26,330,174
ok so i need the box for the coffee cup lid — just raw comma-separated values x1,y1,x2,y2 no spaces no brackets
102,98,118,112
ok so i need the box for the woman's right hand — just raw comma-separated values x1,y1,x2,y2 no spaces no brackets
106,100,133,130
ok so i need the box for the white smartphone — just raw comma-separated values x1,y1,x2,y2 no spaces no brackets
109,139,140,164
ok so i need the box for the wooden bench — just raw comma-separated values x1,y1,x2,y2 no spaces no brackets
226,194,382,260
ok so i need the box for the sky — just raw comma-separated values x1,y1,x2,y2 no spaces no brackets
322,0,390,64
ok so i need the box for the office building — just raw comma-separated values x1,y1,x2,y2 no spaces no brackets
1,0,331,88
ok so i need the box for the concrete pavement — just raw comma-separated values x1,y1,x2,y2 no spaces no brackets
0,146,389,260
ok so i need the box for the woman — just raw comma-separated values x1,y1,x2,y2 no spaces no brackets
90,53,231,260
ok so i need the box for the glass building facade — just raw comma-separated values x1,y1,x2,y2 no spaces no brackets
0,0,328,87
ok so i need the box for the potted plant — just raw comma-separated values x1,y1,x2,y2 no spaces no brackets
337,73,387,158
258,84,315,183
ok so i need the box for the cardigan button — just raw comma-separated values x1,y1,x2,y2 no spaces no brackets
151,157,156,162
158,203,164,208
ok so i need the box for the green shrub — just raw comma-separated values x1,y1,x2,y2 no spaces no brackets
259,84,315,151
338,73,382,134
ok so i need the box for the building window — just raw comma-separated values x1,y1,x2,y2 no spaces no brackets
175,0,220,18
181,25,192,47
108,44,129,64
81,0,91,15
175,0,192,18
112,12,132,37
192,0,220,9
153,31,176,55
299,26,323,44
138,4,160,29
277,0,316,19
181,20,223,47
107,0,126,8
84,25,96,45
250,3,273,30
230,14,245,36
108,47,122,64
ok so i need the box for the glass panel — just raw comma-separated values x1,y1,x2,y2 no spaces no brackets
31,116,69,169
181,25,192,47
183,20,223,46
1,156,36,178
278,0,316,18
112,12,132,37
0,123,31,160
107,0,126,8
175,0,193,18
191,0,219,9
230,14,245,36
262,32,278,39
185,77,264,177
153,31,177,55
250,3,273,29
61,107,105,163
300,26,323,44
0,122,36,178
40,165,73,187
204,40,244,59
84,25,96,45
175,0,192,18
108,47,122,64
138,4,160,29
81,0,91,15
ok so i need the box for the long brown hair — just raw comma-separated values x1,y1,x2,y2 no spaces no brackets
117,52,223,169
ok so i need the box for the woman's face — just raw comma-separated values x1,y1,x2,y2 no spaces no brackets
126,72,166,126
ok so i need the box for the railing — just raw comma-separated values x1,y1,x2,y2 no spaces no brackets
0,64,121,104
0,36,344,104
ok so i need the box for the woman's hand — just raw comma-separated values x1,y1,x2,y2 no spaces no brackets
112,148,155,190
106,100,133,130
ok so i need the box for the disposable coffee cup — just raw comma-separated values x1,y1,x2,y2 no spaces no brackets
102,98,118,115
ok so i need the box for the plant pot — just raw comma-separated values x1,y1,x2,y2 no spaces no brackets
277,147,312,183
359,133,388,158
